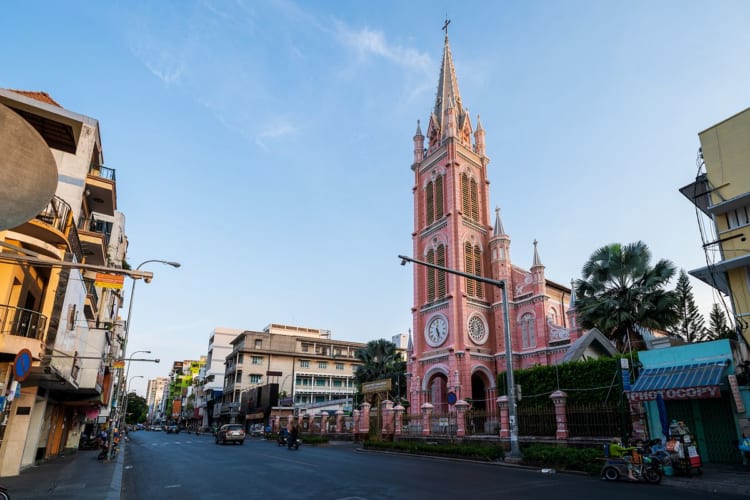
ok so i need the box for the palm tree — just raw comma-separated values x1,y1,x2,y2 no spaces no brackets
575,241,679,352
353,339,406,403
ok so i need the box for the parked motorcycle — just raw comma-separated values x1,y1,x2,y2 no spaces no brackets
601,453,662,484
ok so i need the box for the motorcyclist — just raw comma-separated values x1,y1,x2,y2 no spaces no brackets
609,438,637,480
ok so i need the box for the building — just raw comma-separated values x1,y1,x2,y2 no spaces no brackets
221,324,366,423
0,89,127,476
680,107,750,346
406,32,581,416
145,377,169,423
197,327,240,429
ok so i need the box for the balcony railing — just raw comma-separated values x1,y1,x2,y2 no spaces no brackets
34,196,83,262
0,304,47,339
88,165,116,182
77,216,112,246
84,278,99,311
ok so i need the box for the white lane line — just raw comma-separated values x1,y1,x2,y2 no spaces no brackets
165,484,181,489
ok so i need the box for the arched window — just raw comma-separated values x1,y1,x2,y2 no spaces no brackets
425,175,444,226
520,313,536,349
548,308,558,325
470,178,479,221
464,243,484,299
461,173,470,215
427,244,447,302
425,181,435,226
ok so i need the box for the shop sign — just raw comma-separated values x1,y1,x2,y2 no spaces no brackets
727,374,745,413
628,385,720,402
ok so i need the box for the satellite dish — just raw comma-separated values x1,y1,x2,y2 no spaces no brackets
0,103,58,231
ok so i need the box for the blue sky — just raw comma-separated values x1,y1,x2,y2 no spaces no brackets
3,1,750,396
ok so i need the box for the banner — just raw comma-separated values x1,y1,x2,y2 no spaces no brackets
95,273,124,289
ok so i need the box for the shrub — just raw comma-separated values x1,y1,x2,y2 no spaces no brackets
301,435,330,445
363,440,504,461
521,444,601,475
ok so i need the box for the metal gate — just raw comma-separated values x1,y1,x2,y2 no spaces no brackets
666,395,740,464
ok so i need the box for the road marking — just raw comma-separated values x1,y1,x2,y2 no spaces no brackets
165,484,181,489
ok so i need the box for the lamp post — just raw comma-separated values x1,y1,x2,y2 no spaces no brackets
108,259,179,460
120,350,151,425
398,254,522,460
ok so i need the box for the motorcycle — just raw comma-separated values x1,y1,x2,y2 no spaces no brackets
277,434,301,450
601,452,662,484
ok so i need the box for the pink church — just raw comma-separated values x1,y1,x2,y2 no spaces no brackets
406,32,584,417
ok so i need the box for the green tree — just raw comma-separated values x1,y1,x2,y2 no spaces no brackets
669,270,706,343
353,339,406,404
576,241,679,352
125,392,148,424
707,303,734,340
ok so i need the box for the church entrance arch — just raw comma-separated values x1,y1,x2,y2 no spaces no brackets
424,368,449,415
471,372,488,410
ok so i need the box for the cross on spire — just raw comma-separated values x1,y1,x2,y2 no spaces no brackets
442,17,451,35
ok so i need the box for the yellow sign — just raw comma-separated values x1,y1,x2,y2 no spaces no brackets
95,273,124,289
362,379,392,394
113,360,125,369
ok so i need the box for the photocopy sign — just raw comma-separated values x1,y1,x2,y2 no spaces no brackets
627,385,721,402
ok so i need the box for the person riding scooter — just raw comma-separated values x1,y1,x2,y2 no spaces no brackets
609,438,637,480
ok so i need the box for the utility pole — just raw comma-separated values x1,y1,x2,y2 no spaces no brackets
398,254,522,460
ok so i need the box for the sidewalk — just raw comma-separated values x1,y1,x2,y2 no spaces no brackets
661,463,750,496
0,446,124,500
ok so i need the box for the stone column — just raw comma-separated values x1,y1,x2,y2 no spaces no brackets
550,390,568,440
320,413,328,434
353,410,360,435
274,415,280,433
393,405,404,436
299,413,307,432
381,400,394,435
360,402,371,435
497,395,509,438
421,402,433,436
455,400,469,437
286,414,294,431
335,410,344,433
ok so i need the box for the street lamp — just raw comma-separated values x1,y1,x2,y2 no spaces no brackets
121,350,151,418
398,254,522,461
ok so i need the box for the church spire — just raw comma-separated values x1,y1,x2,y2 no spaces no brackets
493,206,506,237
532,239,543,268
568,279,577,310
433,24,464,134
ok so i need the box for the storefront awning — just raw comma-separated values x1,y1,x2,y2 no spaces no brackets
628,361,728,402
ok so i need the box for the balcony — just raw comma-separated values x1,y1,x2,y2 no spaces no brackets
77,216,111,265
86,165,117,217
0,304,46,355
11,196,82,261
83,277,99,320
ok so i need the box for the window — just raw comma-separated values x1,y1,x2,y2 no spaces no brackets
318,361,328,369
249,374,262,384
301,343,310,353
296,376,312,386
426,180,435,225
315,378,327,387
726,203,750,230
336,363,344,371
425,175,445,226
520,313,536,349
464,242,483,298
460,173,479,222
300,360,310,368
427,244,448,302
252,356,263,365
255,339,262,349
333,379,343,387
548,308,558,325
237,354,243,364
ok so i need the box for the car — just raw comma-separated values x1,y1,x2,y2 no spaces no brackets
150,425,163,432
166,425,181,434
215,424,245,445
249,423,264,437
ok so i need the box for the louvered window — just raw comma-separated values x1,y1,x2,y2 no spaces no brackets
474,245,483,298
436,244,447,298
461,173,470,215
435,175,444,219
470,178,479,221
426,181,434,225
427,249,436,302
464,242,475,297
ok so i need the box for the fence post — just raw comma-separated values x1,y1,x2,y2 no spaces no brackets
320,412,328,434
360,402,371,435
286,414,294,431
550,390,568,440
421,402,433,436
353,409,360,436
455,400,469,437
335,410,344,433
381,399,394,435
394,405,404,436
496,395,509,437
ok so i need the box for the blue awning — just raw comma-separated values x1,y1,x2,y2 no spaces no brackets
628,361,728,402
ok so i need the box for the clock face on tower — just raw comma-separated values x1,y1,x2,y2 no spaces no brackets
425,316,448,347
468,314,488,345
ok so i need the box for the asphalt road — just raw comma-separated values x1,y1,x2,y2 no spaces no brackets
122,431,746,500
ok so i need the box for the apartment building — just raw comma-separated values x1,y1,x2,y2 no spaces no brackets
196,327,239,429
145,377,169,422
681,107,750,345
221,324,366,419
0,89,127,476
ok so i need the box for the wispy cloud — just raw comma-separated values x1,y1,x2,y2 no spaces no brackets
334,22,432,74
256,122,297,150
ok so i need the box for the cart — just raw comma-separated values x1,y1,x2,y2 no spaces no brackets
666,432,702,476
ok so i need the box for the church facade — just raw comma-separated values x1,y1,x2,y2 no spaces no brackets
406,32,583,416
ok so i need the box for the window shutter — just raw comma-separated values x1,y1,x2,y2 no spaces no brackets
461,174,470,215
464,242,474,297
474,245,483,298
470,178,479,221
437,245,447,298
425,181,434,225
435,175,444,219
